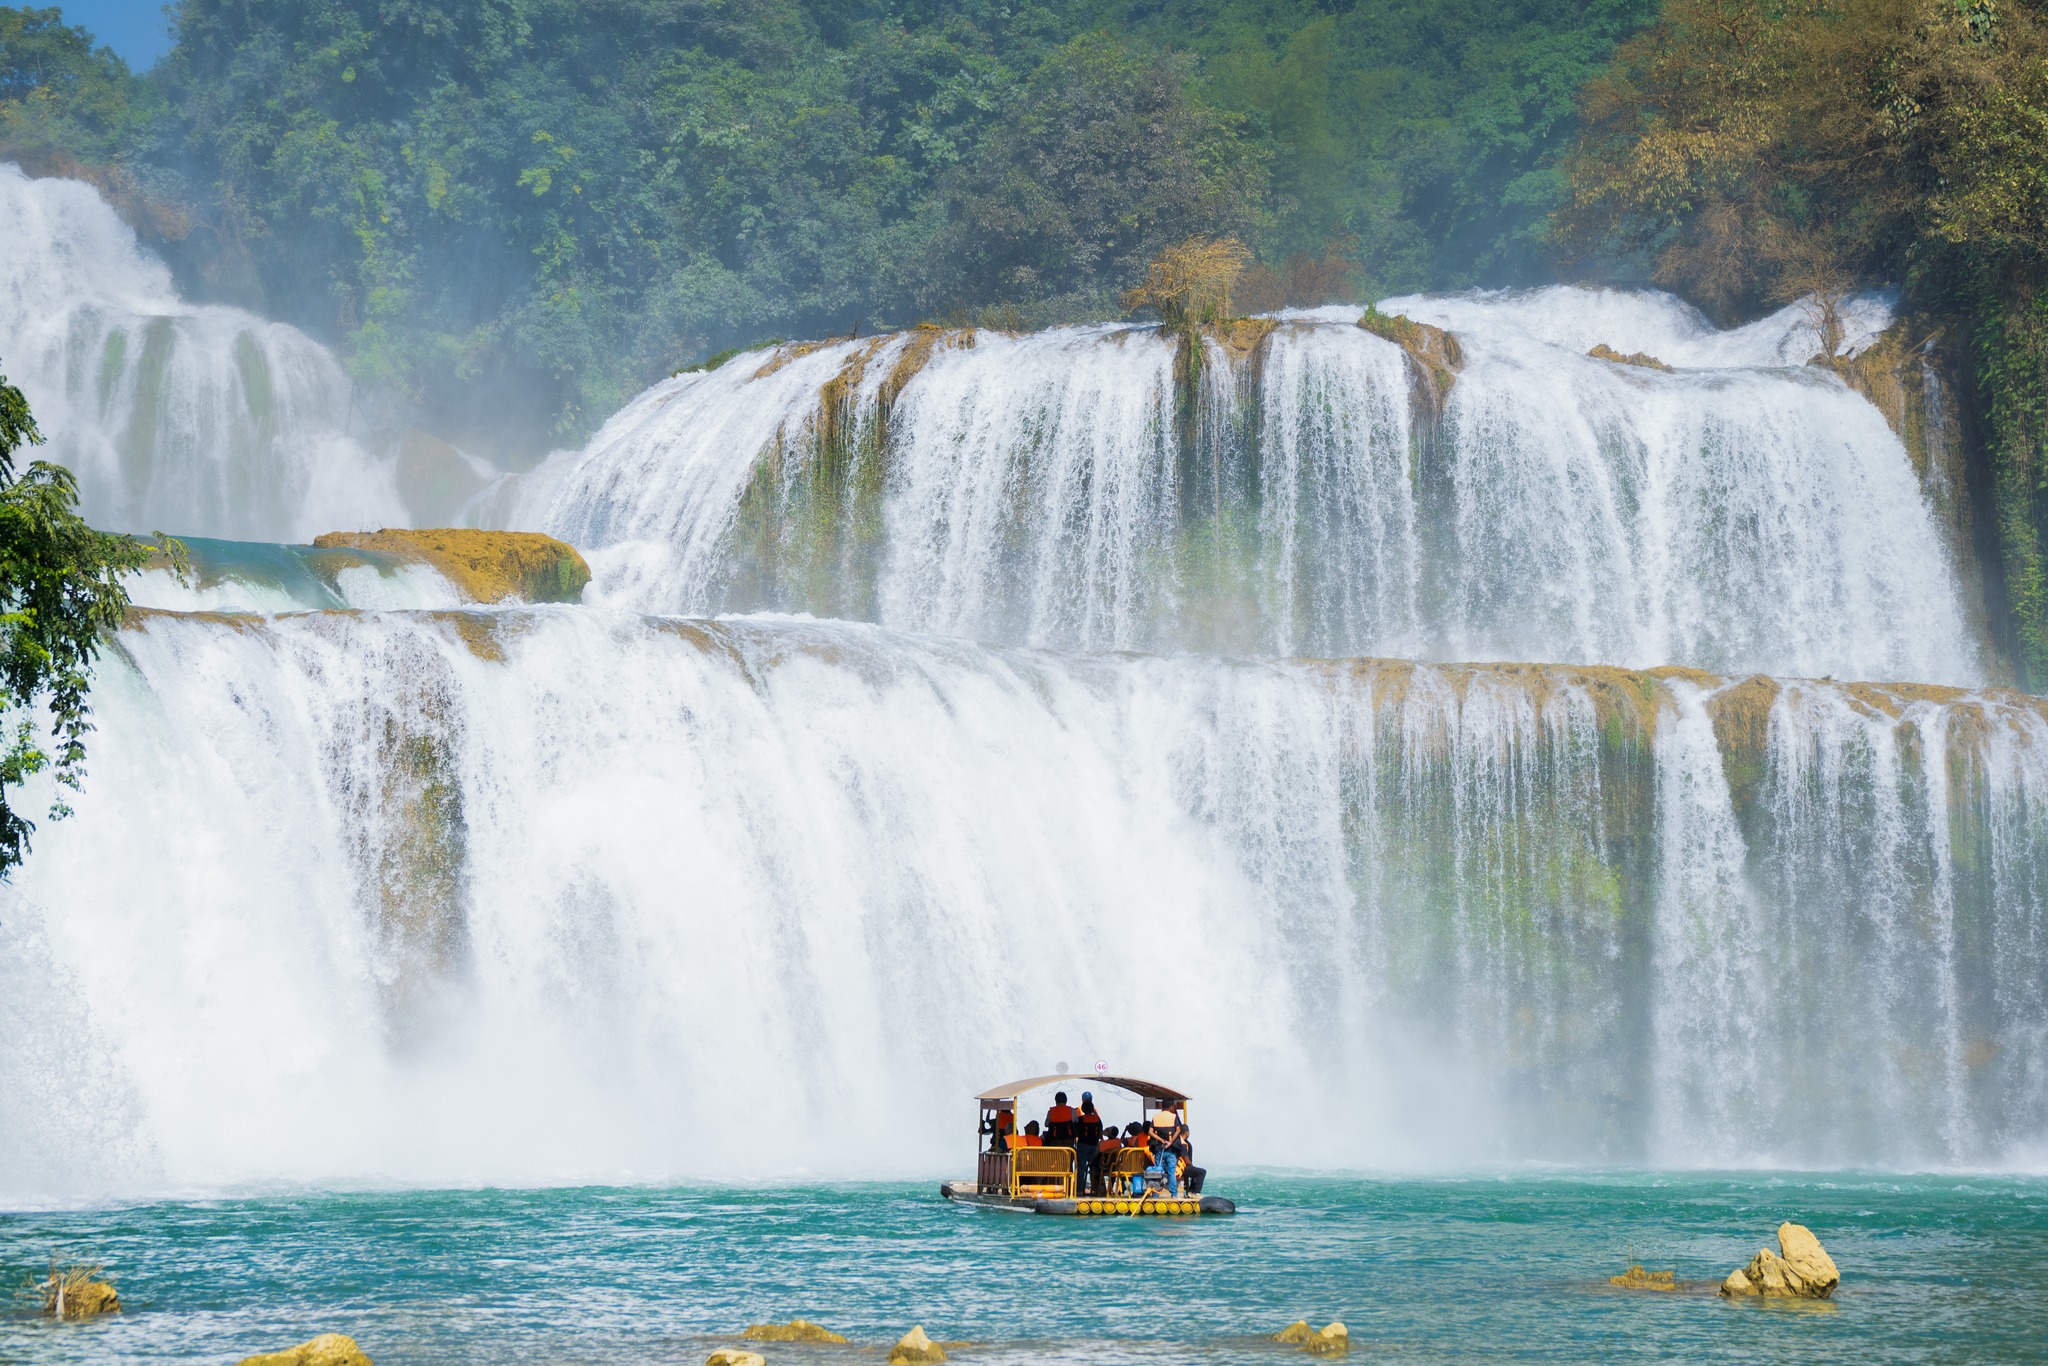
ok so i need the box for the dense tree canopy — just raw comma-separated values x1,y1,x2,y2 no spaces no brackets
1558,0,2048,682
1,0,1660,452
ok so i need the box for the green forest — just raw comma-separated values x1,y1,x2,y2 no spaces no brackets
8,1,2048,677
0,0,1659,443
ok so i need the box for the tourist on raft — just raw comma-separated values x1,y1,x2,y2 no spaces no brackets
1044,1092,1077,1149
1074,1093,1106,1195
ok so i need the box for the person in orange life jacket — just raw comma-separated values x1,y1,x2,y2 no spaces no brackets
980,1107,1015,1152
1044,1092,1077,1147
1018,1120,1043,1147
1073,1092,1106,1194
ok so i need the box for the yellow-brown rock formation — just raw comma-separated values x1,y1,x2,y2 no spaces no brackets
888,1325,948,1364
234,1334,373,1366
1719,1221,1840,1298
743,1317,850,1342
311,529,590,604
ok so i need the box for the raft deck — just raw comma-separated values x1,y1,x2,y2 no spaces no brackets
941,1181,1235,1216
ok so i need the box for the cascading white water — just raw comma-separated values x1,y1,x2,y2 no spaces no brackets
5,168,2040,1207
4,609,2042,1203
0,164,500,540
521,288,1980,684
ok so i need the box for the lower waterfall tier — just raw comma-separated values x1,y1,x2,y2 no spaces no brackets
3,609,2042,1200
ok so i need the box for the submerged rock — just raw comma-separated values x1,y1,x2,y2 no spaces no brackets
706,1353,767,1366
1305,1322,1349,1355
311,529,591,604
1720,1222,1840,1298
743,1318,849,1343
1274,1321,1348,1353
888,1325,947,1364
1609,1264,1678,1290
234,1334,373,1366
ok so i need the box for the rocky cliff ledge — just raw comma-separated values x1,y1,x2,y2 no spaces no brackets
312,529,591,604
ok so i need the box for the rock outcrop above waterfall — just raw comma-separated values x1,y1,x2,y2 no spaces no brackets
1587,343,1673,372
311,529,590,604
888,1326,947,1363
1357,306,1462,408
234,1334,373,1366
1719,1222,1839,1298
744,1318,849,1342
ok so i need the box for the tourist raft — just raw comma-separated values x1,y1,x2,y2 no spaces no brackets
940,1073,1236,1216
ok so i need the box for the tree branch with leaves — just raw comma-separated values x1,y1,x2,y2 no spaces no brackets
0,364,153,877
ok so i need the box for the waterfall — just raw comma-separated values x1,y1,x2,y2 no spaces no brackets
526,290,1979,685
4,170,2038,1204
4,609,2043,1201
0,164,498,540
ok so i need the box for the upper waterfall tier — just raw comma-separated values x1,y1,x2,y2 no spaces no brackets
0,164,501,539
4,607,2041,1199
526,293,1980,684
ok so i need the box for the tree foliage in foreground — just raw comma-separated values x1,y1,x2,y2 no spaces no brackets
1558,0,2048,683
0,367,149,877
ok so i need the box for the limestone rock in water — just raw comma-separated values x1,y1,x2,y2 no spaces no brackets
1720,1222,1840,1298
1587,343,1674,372
706,1353,767,1366
311,529,591,604
234,1334,373,1366
743,1317,850,1343
1305,1322,1349,1355
1274,1320,1315,1343
1609,1264,1678,1290
888,1325,948,1364
40,1267,120,1318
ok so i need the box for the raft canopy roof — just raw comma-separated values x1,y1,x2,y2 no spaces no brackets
975,1074,1191,1106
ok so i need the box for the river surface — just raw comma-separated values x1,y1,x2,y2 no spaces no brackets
4,1173,2044,1364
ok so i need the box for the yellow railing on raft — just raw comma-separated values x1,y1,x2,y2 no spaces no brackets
1009,1146,1076,1198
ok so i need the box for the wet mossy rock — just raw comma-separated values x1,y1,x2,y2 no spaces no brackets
1275,1321,1348,1353
1609,1263,1678,1290
1588,343,1673,372
311,529,591,604
888,1325,947,1364
1358,306,1462,409
234,1335,373,1366
743,1318,849,1342
1720,1222,1840,1298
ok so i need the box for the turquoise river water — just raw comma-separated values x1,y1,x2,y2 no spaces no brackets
4,1174,2045,1364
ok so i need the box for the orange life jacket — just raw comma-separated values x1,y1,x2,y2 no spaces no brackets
1046,1104,1075,1124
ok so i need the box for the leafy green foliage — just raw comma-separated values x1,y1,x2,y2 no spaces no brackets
0,4,153,161
0,366,151,876
1558,0,2048,685
0,0,1660,455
